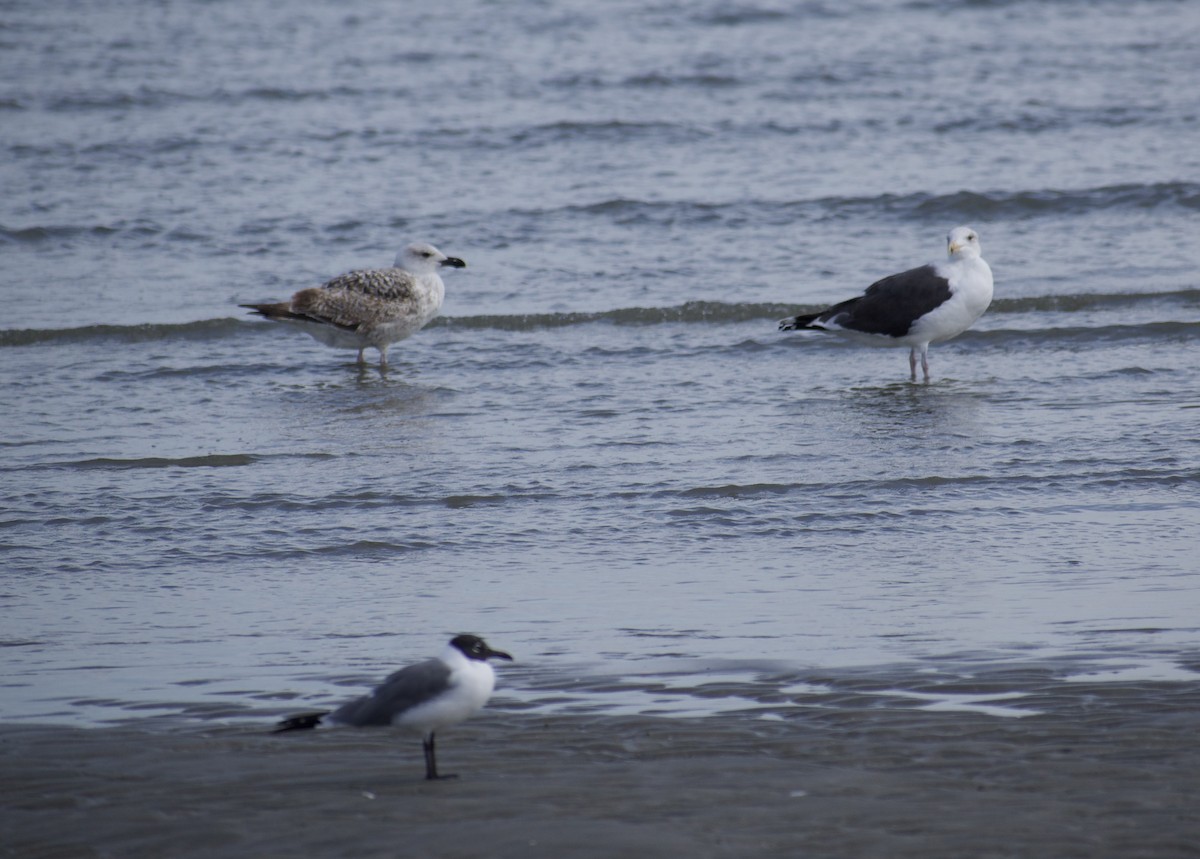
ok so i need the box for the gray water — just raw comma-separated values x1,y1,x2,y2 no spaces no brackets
2,0,1199,727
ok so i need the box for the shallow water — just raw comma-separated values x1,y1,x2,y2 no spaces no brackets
2,0,1199,726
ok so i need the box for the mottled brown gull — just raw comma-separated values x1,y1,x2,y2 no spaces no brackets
241,241,466,367
779,226,993,381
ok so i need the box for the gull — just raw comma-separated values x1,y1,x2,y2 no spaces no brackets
241,242,466,367
273,634,513,781
779,226,993,381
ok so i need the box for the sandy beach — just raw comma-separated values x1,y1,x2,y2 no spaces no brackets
5,677,1199,858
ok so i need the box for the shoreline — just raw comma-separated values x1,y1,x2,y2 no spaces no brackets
5,681,1200,858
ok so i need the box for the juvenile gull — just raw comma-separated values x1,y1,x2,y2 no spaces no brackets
273,634,513,780
241,242,466,367
779,226,993,381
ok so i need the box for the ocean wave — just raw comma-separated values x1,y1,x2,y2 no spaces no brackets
38,84,385,113
427,120,714,150
906,0,1127,11
443,301,799,330
0,219,164,244
53,454,261,470
691,6,795,26
0,318,245,347
672,467,1196,503
504,120,712,147
910,183,1200,218
932,105,1167,135
966,319,1200,346
821,182,1200,220
33,452,340,471
683,1,861,28
4,185,1190,253
508,183,1200,229
3,290,1197,346
443,290,1200,331
621,72,742,89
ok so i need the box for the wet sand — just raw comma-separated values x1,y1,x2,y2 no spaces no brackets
4,680,1200,859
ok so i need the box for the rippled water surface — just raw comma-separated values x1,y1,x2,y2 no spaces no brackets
2,0,1199,725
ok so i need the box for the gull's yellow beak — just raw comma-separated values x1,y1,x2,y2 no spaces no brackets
948,240,963,255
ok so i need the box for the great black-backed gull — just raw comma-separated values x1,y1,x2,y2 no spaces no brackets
273,634,513,781
241,242,466,367
779,226,993,381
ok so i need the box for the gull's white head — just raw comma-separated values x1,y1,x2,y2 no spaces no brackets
946,226,982,260
395,242,467,274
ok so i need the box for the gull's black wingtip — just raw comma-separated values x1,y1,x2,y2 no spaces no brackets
779,311,820,332
272,711,329,733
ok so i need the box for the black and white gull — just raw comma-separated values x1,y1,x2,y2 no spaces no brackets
241,242,466,368
779,226,993,381
273,634,513,781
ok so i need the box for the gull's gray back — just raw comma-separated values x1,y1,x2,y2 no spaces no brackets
329,658,453,727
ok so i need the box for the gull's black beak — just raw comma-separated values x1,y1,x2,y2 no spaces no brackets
440,256,467,269
486,647,513,661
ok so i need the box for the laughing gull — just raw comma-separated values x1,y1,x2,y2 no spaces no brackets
779,226,993,381
274,634,513,780
241,242,466,368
